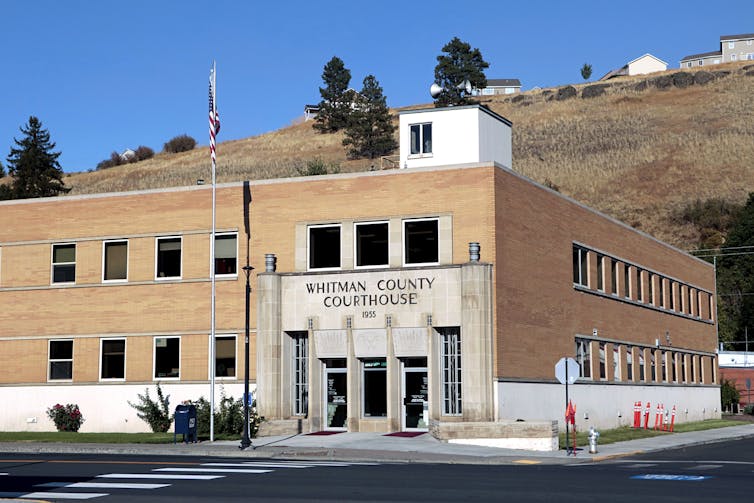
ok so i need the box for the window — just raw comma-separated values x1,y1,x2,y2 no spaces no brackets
362,358,387,417
613,346,620,381
637,270,644,302
290,332,308,416
308,225,341,270
686,62,691,68
638,350,645,381
439,327,462,415
355,222,389,268
156,237,181,279
215,233,237,275
103,240,128,281
610,261,617,294
731,54,737,61
404,218,439,265
598,342,606,379
625,347,633,382
670,283,676,311
698,60,703,66
649,274,655,305
49,340,73,380
409,123,432,155
576,339,591,379
101,338,125,380
572,246,588,287
596,254,604,291
658,278,665,308
52,243,76,283
729,41,735,49
623,265,630,298
215,335,236,378
154,336,180,379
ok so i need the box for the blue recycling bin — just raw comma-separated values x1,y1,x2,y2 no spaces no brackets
174,404,197,443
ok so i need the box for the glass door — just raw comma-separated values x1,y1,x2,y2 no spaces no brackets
324,359,347,430
402,358,428,431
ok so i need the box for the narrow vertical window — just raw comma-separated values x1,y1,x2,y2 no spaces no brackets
659,278,665,308
610,261,617,295
101,339,125,380
649,274,655,305
638,270,644,302
624,265,630,298
638,350,645,381
308,225,341,270
596,254,604,291
215,335,236,377
613,346,621,381
625,347,633,382
103,240,128,281
215,233,238,275
439,327,462,415
291,332,308,416
599,342,606,379
576,339,591,379
572,246,588,287
156,237,182,279
49,340,73,380
52,243,76,283
362,359,387,417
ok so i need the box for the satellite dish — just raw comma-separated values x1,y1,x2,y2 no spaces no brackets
429,79,473,99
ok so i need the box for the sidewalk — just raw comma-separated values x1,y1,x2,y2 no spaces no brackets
1,424,753,465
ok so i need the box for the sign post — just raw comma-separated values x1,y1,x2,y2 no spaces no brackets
555,357,580,455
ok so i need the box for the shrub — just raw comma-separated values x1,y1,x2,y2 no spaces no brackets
744,404,754,415
133,145,155,162
721,378,740,411
46,403,84,432
163,134,196,153
128,382,173,432
555,86,577,101
190,389,264,438
295,157,340,176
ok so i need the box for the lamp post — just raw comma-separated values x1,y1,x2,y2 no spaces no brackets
239,264,254,450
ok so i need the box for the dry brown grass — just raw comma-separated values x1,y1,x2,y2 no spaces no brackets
62,63,754,250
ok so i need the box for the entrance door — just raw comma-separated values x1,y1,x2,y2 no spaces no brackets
324,361,347,430
402,358,428,431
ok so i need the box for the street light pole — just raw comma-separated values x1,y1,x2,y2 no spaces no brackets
240,264,254,450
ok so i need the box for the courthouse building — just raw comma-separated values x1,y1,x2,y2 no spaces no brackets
0,105,720,442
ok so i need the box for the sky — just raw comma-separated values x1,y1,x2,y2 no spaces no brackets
2,1,753,173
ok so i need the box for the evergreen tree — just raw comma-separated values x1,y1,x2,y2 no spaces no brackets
6,116,69,199
0,161,9,201
314,56,352,133
342,75,397,159
0,160,5,177
433,37,489,107
581,63,593,81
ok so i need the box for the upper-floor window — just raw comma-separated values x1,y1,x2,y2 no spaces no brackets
49,339,73,381
52,243,76,284
156,237,182,279
103,240,128,282
154,336,180,379
309,224,341,270
404,218,439,265
572,246,588,287
215,233,238,275
596,254,604,291
728,41,735,49
410,123,432,155
355,222,389,268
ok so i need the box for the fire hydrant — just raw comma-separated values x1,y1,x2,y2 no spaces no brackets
588,426,600,454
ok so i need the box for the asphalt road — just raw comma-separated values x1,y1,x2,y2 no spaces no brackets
1,439,753,503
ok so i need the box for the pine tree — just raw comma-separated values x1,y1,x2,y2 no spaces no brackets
433,37,489,107
581,63,593,81
6,116,69,199
342,75,397,159
314,56,352,133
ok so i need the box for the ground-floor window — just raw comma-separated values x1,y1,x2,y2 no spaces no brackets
438,327,462,415
362,359,387,417
325,359,347,429
215,335,236,378
290,332,308,416
154,336,180,379
101,338,125,380
49,339,73,380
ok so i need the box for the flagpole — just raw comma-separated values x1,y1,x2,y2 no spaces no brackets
209,61,217,442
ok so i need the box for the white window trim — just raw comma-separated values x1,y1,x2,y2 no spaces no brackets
155,236,183,280
51,242,76,285
407,122,433,159
102,239,129,283
402,217,440,267
211,333,238,380
307,223,342,272
99,337,126,381
354,220,390,270
48,339,73,382
153,335,181,381
213,232,239,278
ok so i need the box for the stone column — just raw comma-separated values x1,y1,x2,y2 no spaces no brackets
256,271,282,419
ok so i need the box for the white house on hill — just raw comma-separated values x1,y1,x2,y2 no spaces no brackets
600,54,668,81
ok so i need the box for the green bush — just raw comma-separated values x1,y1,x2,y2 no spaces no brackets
46,403,84,432
190,389,263,438
295,157,340,176
163,134,196,153
721,378,740,411
744,404,754,415
128,383,173,433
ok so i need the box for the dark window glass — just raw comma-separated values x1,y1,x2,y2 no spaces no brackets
52,244,76,283
309,226,340,269
362,359,387,417
356,222,389,267
155,337,180,378
215,234,237,275
215,336,235,377
49,340,73,380
157,238,181,278
101,339,125,379
405,220,438,264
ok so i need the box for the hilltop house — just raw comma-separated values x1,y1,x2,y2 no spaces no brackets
681,33,754,67
600,54,668,81
474,79,521,95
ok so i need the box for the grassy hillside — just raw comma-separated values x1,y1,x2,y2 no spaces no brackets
62,62,754,250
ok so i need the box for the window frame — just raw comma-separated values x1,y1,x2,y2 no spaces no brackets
439,327,462,416
214,232,239,277
102,239,129,283
100,338,126,381
307,224,342,271
48,339,74,381
155,236,182,280
403,217,440,267
153,336,181,380
572,245,588,287
409,122,433,156
51,243,76,285
214,334,237,379
361,358,388,418
290,332,309,417
354,221,390,269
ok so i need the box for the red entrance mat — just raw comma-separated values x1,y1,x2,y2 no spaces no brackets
306,431,344,436
383,431,426,437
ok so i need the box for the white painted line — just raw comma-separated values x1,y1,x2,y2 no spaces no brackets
203,462,311,469
689,464,723,470
20,491,108,500
98,473,223,480
154,467,272,474
37,481,170,489
0,473,7,476
624,463,658,468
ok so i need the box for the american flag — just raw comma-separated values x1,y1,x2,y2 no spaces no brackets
209,66,220,166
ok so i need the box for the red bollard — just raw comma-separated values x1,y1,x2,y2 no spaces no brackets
670,405,676,432
643,402,651,429
653,403,662,430
633,401,641,428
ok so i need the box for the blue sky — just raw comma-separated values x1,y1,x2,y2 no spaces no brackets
2,1,753,173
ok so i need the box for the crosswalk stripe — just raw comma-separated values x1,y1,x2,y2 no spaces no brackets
37,481,170,489
203,462,311,469
0,473,7,476
154,467,272,474
98,473,223,480
624,463,658,468
8,491,107,500
688,464,723,470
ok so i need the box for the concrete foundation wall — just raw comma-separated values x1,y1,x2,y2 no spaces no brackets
497,381,721,431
